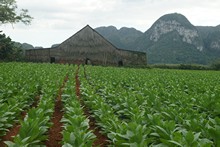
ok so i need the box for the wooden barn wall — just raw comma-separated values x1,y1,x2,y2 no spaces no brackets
25,26,147,66
117,50,147,65
49,47,119,65
25,49,50,62
50,26,121,65
25,48,147,66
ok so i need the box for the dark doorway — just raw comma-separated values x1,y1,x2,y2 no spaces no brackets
118,60,123,66
50,57,55,63
85,58,91,65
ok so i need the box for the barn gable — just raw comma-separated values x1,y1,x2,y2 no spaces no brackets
25,25,147,66
49,25,120,64
58,25,118,52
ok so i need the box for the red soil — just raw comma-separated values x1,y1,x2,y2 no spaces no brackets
45,74,68,147
76,76,80,97
45,99,63,147
84,107,109,147
0,95,40,146
75,65,109,147
31,95,40,108
0,124,21,147
1,67,109,147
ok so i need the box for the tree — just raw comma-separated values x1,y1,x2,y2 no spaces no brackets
0,32,23,61
0,0,33,25
0,0,32,61
211,59,220,70
0,32,13,60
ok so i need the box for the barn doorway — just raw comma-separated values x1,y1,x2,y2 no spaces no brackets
50,57,55,63
85,58,92,65
118,60,123,66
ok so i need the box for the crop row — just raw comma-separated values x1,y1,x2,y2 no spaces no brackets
1,63,220,146
82,65,220,146
0,63,46,138
0,63,68,145
0,63,99,146
61,67,96,146
81,66,153,146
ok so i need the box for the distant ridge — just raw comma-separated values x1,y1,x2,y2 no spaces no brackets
95,13,220,64
17,13,220,65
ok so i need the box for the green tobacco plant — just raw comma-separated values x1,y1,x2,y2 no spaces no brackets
81,65,220,146
61,71,96,146
1,63,69,145
1,63,220,146
0,63,46,138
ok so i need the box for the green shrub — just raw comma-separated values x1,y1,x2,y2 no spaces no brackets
211,59,220,70
151,64,210,70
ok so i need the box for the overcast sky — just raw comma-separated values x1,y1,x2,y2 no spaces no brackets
1,0,220,48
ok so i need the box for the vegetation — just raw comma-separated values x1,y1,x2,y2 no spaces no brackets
0,0,32,25
61,72,96,146
81,65,220,146
1,63,220,146
0,63,40,137
96,13,220,65
0,0,32,61
95,26,143,50
0,33,23,61
150,64,211,70
1,63,69,146
211,59,220,70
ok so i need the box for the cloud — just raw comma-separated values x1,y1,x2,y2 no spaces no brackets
16,0,220,29
2,0,220,47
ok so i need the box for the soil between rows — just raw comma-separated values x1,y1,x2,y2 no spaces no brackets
45,74,68,147
76,65,109,147
0,95,40,147
45,99,63,147
1,68,109,146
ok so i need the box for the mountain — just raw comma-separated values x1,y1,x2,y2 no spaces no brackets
96,13,220,65
134,13,207,64
51,44,60,48
22,43,34,49
14,14,219,65
14,42,46,50
95,26,143,50
197,25,220,52
13,42,34,49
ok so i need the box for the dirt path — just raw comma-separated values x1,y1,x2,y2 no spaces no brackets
45,74,68,147
75,65,109,147
0,95,41,146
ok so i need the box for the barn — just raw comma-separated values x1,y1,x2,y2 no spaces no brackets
25,25,147,66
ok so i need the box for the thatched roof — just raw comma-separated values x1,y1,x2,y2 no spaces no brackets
26,25,145,55
55,25,117,52
25,25,147,65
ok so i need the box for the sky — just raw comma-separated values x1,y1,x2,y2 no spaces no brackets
1,0,220,48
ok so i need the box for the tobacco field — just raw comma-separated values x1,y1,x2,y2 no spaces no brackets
0,62,220,147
